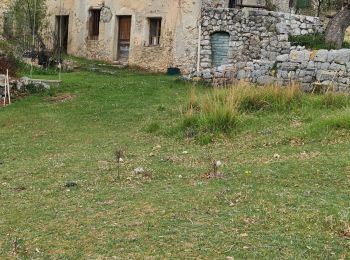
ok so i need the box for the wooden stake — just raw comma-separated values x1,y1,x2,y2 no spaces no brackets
4,74,7,106
6,70,10,105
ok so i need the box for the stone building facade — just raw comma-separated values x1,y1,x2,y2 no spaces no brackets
44,0,292,72
46,0,202,72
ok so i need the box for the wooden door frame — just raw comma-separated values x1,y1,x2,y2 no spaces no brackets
114,15,132,61
55,15,69,53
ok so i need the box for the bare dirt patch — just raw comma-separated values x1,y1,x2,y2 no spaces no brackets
47,94,75,103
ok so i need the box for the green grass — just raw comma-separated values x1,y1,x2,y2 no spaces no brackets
289,33,350,50
0,66,349,259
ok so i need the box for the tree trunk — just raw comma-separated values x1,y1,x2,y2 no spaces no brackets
325,7,350,49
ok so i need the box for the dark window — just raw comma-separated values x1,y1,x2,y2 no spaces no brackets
149,18,161,46
229,0,242,8
89,9,101,40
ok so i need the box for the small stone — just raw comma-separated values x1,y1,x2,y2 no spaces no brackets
134,167,145,174
276,54,289,62
182,151,189,154
215,160,222,167
65,181,77,188
273,153,281,159
153,145,161,150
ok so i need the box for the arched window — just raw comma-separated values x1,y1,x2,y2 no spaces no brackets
211,32,230,67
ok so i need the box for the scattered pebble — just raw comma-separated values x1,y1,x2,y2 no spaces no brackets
273,153,281,159
65,182,77,188
134,167,145,174
182,151,188,154
153,145,162,150
214,160,222,167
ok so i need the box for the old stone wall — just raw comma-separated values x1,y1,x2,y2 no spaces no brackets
275,48,350,93
46,0,201,73
202,0,291,12
199,8,323,71
193,8,350,91
199,47,350,93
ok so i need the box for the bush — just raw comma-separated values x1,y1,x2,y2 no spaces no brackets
289,33,350,50
146,122,161,133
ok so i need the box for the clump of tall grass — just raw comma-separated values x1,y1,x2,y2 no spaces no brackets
179,82,350,141
183,87,239,135
181,82,303,137
318,92,350,109
234,81,303,112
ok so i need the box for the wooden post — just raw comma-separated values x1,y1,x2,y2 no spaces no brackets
6,70,10,105
4,74,7,106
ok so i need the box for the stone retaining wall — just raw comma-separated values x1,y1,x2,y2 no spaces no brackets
276,48,350,93
199,8,324,71
197,48,350,93
192,8,350,93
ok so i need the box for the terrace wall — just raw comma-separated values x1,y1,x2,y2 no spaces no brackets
193,8,350,93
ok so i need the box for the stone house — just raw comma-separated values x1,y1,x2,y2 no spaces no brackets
45,0,292,72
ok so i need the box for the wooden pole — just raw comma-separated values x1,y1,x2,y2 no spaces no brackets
4,73,7,106
6,69,10,105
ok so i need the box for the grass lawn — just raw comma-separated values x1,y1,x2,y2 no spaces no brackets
0,64,349,259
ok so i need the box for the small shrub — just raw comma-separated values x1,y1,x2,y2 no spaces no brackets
21,83,48,94
289,33,350,50
157,104,166,111
146,122,161,133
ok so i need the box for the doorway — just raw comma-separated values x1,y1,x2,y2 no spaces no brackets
117,16,132,61
55,15,69,53
211,31,230,67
